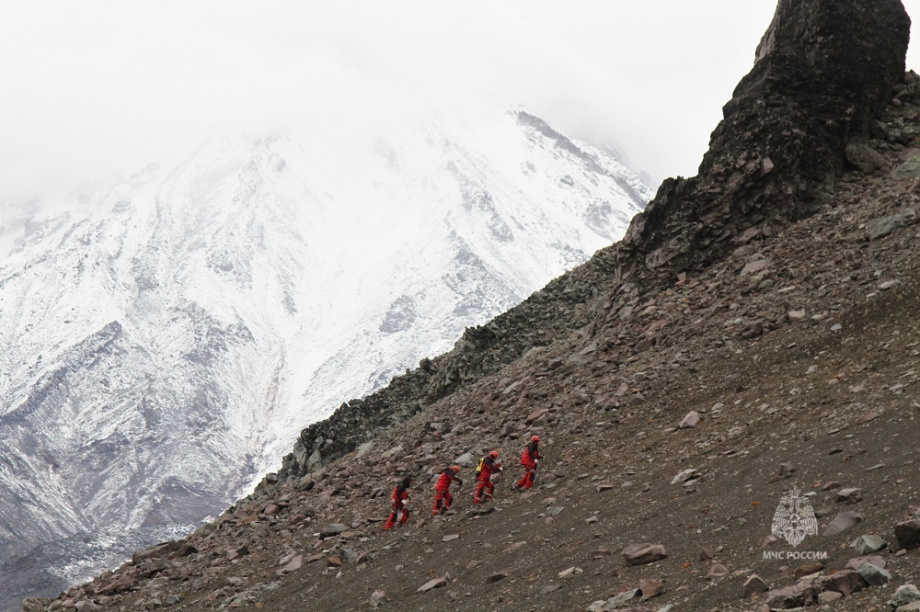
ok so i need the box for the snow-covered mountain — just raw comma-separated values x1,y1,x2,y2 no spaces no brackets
0,108,651,602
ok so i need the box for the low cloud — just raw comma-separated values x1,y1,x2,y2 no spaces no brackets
1,0,918,201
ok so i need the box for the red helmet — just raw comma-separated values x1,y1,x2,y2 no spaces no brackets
531,435,540,443
451,465,460,473
489,450,499,459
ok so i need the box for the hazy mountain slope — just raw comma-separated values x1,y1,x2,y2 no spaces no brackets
21,1,919,611
0,108,651,607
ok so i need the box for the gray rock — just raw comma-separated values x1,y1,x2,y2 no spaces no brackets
836,487,862,503
865,208,918,240
845,554,886,570
816,569,866,597
891,584,920,608
707,563,729,578
276,555,303,575
319,523,348,538
743,574,769,597
566,342,597,367
853,534,887,554
307,448,323,472
892,155,920,180
670,468,700,485
764,580,817,609
845,141,888,173
22,599,50,612
454,452,474,467
741,259,771,276
623,543,667,566
417,577,447,592
132,541,181,563
895,518,920,549
678,411,701,429
370,589,387,608
602,589,640,609
340,546,360,563
824,511,863,535
858,562,892,586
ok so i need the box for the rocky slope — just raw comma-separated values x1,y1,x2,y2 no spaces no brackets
19,0,920,611
0,110,650,610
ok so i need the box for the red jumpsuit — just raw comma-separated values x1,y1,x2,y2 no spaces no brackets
432,468,463,516
474,456,501,503
516,440,542,489
384,478,411,529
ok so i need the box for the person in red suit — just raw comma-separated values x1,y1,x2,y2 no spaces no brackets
516,435,542,490
474,450,501,503
432,465,463,516
384,476,412,529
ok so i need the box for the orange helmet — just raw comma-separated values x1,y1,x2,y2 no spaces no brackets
531,435,540,443
451,465,460,473
489,450,499,459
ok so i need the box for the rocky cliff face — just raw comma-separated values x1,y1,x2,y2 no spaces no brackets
619,0,909,286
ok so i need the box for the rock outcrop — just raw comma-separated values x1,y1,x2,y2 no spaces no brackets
618,0,910,286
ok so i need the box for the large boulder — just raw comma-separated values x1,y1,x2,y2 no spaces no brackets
895,518,920,550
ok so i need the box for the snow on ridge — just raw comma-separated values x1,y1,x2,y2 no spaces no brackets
0,106,650,593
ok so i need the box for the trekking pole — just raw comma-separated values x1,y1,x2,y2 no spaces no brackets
535,449,547,487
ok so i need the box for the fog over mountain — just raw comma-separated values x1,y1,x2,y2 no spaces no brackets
0,108,651,604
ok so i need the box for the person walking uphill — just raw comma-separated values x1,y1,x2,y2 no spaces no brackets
432,465,463,516
516,435,542,490
385,476,412,530
474,450,502,504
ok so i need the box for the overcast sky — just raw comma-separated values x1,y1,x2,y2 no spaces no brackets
2,1,920,200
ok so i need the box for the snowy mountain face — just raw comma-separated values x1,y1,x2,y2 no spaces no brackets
0,108,651,603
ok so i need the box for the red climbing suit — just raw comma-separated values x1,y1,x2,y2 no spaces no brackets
432,466,463,516
474,454,501,503
516,439,542,490
385,478,411,529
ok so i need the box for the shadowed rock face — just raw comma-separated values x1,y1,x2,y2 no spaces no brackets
621,0,910,284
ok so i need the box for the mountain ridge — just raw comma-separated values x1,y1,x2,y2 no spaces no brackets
0,108,650,609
